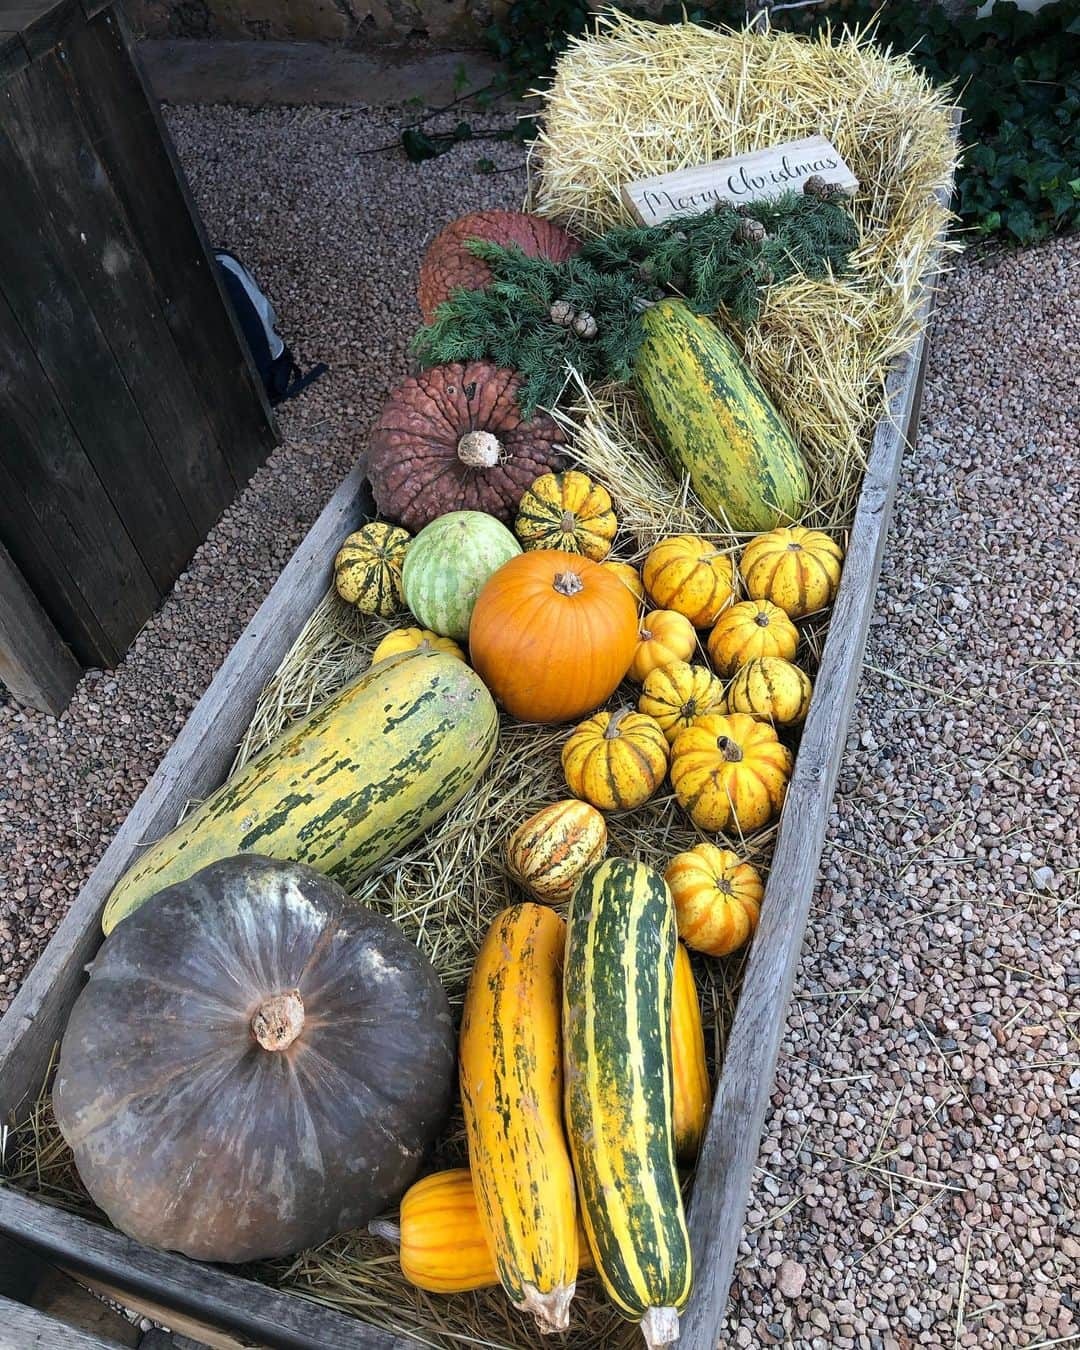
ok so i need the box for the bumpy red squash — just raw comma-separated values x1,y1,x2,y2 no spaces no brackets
367,363,567,533
55,856,455,1264
418,210,580,321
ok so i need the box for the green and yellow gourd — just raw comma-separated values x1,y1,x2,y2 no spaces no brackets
634,300,808,532
563,859,692,1348
101,651,498,934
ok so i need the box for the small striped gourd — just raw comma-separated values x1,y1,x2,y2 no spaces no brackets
707,598,797,677
563,859,691,1346
724,656,812,727
459,904,579,1332
671,942,710,1164
739,525,844,618
665,843,764,957
505,799,608,904
642,534,735,628
370,1168,593,1295
334,522,410,617
101,651,498,934
402,510,521,641
515,470,617,561
371,626,465,665
638,660,725,744
634,300,808,531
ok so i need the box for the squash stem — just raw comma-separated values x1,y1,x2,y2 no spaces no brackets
367,1218,402,1247
604,707,631,739
640,1305,681,1348
251,989,305,1051
716,735,743,763
457,430,502,468
553,570,584,598
516,1280,575,1334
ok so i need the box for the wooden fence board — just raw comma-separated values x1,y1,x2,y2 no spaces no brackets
0,540,81,715
0,1291,126,1350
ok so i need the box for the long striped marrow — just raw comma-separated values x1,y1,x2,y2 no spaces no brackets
459,904,579,1332
102,650,499,933
563,859,692,1347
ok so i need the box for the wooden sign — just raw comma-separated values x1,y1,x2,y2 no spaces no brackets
621,135,859,225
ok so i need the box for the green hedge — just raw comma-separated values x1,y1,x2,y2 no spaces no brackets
485,0,1080,245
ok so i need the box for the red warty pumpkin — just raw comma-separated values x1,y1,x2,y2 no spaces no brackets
367,363,567,533
418,210,581,322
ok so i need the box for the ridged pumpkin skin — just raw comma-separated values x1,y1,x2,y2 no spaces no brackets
740,526,844,618
561,708,669,812
371,626,465,665
601,559,646,605
505,799,608,904
707,598,798,677
402,510,521,641
367,363,566,532
460,904,579,1332
671,942,710,1164
334,523,410,617
670,713,792,834
639,660,725,744
634,300,809,531
665,843,764,957
469,550,638,724
628,609,698,684
60,857,455,1263
515,470,617,561
102,652,498,933
725,656,812,726
376,1168,594,1294
642,534,736,628
418,211,580,322
563,860,692,1334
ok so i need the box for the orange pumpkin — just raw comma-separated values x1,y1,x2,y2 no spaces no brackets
642,534,736,628
628,609,697,683
664,843,764,956
469,550,638,724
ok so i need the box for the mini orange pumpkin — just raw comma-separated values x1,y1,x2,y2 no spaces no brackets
469,550,638,724
628,609,697,683
665,844,764,956
642,534,736,628
706,599,798,677
638,661,725,744
669,713,792,834
505,799,608,904
739,526,844,618
561,707,669,811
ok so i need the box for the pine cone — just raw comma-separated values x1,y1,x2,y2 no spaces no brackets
802,175,830,199
712,199,735,214
733,218,768,245
549,299,576,328
572,311,598,339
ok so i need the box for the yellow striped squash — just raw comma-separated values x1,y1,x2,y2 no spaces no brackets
459,904,579,1332
739,525,844,618
101,651,498,934
505,799,608,905
724,656,812,727
370,1168,593,1295
634,300,808,531
563,859,691,1345
671,942,710,1165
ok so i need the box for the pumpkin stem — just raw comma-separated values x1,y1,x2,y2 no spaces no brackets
640,1305,681,1348
754,612,771,627
553,570,584,597
251,989,305,1052
457,430,502,469
559,509,577,535
367,1218,402,1248
604,707,631,739
716,735,744,763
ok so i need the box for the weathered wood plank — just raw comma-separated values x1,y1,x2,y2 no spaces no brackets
60,10,277,486
18,0,82,59
0,541,82,715
7,44,238,539
0,465,371,1124
0,1191,420,1350
676,232,951,1349
65,1272,264,1350
0,1290,126,1350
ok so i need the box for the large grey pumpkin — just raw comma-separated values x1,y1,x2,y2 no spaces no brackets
54,855,455,1263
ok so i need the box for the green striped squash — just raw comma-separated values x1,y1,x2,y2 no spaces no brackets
563,858,691,1343
634,299,809,532
402,510,521,641
101,651,498,934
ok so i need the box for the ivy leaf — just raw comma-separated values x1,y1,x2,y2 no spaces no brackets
401,128,443,162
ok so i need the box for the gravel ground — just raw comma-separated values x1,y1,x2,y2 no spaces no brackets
1,105,1077,1348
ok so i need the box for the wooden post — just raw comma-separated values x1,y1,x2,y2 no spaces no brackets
0,541,81,715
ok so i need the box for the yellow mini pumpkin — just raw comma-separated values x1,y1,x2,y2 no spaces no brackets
739,526,844,619
638,661,725,744
706,599,798,677
561,707,669,811
664,843,764,957
334,522,411,617
601,559,646,606
371,627,466,665
642,534,736,628
505,799,608,904
515,470,617,561
628,609,697,684
724,657,812,727
670,713,792,834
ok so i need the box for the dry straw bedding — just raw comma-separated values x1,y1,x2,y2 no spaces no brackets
3,16,956,1350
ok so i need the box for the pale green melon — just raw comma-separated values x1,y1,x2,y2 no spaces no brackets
402,511,521,640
